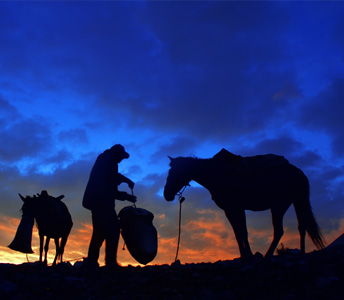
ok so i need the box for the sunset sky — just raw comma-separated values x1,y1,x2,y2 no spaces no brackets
1,1,344,267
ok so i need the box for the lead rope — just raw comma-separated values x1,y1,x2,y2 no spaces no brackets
131,188,136,208
174,185,188,263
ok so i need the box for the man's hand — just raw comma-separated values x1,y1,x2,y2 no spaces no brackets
116,191,137,202
127,194,137,203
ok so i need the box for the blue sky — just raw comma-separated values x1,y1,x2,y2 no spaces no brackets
1,1,344,266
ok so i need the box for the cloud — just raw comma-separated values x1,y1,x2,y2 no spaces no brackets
298,78,344,156
1,1,344,266
58,129,88,147
0,118,53,162
272,81,303,102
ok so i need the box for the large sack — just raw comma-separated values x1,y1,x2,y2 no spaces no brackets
8,215,34,253
118,206,158,265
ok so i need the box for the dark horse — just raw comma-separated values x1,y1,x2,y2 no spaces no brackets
164,149,325,259
17,190,73,265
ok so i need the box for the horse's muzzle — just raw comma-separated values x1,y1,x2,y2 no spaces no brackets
163,190,175,201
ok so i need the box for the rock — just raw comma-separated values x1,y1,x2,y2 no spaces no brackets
0,279,18,294
0,246,343,299
327,233,344,248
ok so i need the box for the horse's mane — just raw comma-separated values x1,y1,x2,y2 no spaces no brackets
170,150,244,176
170,149,242,168
170,156,208,165
170,156,213,174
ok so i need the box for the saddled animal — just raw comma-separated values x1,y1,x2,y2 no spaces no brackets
164,148,325,259
9,190,73,265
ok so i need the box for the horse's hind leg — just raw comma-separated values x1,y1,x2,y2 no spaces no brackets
265,208,287,258
294,205,306,254
298,223,306,254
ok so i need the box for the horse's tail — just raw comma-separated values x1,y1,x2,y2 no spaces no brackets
294,175,326,250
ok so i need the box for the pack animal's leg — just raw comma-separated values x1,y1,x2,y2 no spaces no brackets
53,238,60,265
225,209,253,259
44,237,50,265
39,234,44,264
265,208,286,258
59,235,69,263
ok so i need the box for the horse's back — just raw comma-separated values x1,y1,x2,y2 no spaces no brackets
211,152,308,211
238,154,288,174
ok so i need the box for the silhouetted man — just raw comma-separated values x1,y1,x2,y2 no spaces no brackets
83,144,136,269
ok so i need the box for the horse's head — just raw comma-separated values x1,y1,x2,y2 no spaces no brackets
164,156,192,201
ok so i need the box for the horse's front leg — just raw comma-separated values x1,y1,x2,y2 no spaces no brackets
224,208,253,260
44,236,50,265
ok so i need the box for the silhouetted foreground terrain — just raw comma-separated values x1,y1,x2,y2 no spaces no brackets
1,245,343,299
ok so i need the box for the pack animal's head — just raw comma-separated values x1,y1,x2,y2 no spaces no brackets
19,194,38,218
19,190,64,218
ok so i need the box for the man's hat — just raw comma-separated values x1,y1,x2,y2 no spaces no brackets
111,144,129,159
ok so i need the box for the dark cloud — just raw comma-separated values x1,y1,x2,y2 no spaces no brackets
58,129,88,145
0,117,53,163
77,3,308,142
0,97,19,123
248,135,304,157
298,78,344,156
152,136,199,161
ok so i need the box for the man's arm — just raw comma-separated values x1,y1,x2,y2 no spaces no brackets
117,173,135,189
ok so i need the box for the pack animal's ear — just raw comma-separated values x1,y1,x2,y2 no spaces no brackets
56,195,65,201
168,156,174,162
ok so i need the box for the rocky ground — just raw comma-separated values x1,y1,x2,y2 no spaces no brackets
0,245,343,300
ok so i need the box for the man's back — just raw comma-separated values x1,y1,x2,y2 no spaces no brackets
83,150,118,210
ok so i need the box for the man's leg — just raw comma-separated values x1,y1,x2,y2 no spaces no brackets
87,210,105,266
104,210,121,266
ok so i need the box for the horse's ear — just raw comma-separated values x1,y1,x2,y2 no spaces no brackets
168,156,174,162
18,193,26,202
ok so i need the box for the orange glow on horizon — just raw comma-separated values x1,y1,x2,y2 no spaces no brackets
1,213,343,266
